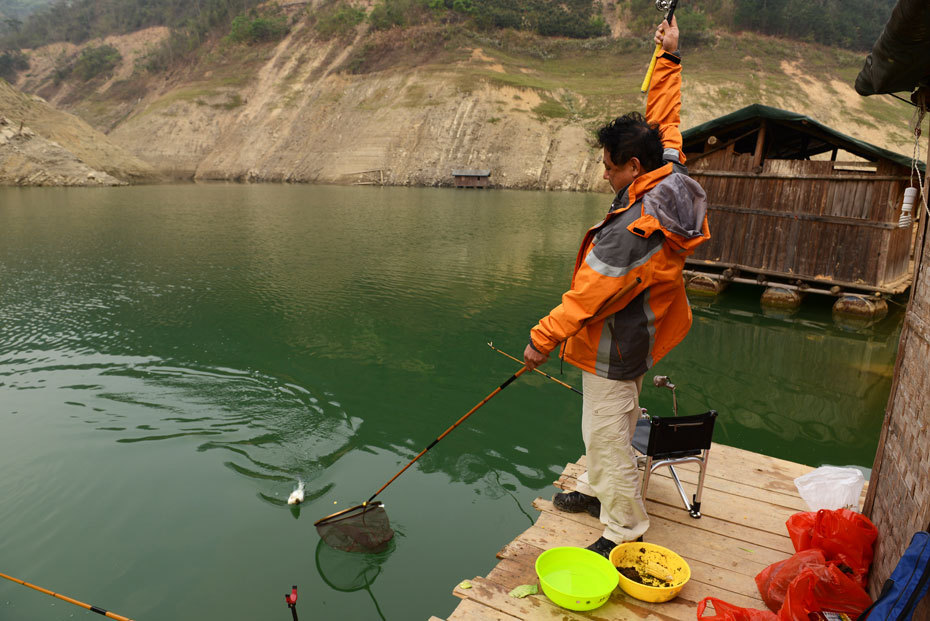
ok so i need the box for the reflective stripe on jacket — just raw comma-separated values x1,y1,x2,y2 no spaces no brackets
529,56,711,380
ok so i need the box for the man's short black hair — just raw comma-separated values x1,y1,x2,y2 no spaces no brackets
596,112,664,172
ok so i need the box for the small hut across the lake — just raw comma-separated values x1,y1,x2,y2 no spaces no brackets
681,105,921,309
452,169,491,189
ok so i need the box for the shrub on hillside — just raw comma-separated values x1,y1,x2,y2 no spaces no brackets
314,2,365,39
228,7,289,44
0,48,28,81
470,0,608,39
369,0,407,30
72,44,121,81
675,8,715,46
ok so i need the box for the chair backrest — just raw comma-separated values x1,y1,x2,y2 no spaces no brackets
645,410,717,457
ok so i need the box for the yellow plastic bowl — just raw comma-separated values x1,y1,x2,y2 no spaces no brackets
609,542,690,603
535,546,619,611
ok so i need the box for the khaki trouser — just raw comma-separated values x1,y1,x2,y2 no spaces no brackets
575,371,649,543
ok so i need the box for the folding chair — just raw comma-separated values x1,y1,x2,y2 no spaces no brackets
633,409,718,518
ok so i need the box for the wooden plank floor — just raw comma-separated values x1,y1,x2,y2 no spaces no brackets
434,444,866,620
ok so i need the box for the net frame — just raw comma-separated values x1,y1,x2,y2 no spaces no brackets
314,501,395,553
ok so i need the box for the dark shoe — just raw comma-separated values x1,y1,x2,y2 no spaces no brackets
586,536,618,558
552,491,601,517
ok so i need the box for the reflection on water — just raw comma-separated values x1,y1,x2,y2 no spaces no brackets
653,287,902,469
0,185,902,620
316,537,395,621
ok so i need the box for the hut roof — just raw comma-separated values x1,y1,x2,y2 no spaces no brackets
452,170,491,177
855,0,930,96
682,104,924,172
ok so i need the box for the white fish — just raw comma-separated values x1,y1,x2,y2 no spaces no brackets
287,480,305,505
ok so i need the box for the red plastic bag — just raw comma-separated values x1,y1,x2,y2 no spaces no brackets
786,511,817,552
785,509,878,586
777,565,873,621
755,549,827,612
697,597,778,621
810,509,877,585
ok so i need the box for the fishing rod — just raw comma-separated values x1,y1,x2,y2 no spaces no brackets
0,572,134,621
487,342,582,395
488,277,643,396
641,0,680,93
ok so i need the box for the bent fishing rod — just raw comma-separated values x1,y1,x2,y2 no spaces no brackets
355,277,643,508
0,572,134,621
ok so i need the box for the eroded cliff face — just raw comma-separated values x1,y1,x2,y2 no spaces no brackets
0,80,155,186
93,21,609,191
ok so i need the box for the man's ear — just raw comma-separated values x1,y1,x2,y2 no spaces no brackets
629,157,642,177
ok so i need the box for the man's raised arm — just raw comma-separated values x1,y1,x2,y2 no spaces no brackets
646,17,684,162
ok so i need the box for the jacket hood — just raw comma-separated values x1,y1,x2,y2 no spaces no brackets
629,172,710,254
642,173,707,239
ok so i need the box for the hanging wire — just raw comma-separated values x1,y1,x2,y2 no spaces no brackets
892,92,918,107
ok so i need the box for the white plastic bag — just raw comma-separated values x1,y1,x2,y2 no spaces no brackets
794,466,866,512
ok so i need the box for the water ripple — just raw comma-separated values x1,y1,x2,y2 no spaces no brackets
0,351,362,504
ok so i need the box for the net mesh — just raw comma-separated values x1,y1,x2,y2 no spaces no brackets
315,502,395,553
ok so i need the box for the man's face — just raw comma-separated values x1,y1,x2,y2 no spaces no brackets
602,148,641,194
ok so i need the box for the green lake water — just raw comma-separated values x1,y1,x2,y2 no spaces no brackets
0,185,903,620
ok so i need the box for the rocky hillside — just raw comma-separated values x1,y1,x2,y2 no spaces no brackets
5,2,923,190
0,79,155,185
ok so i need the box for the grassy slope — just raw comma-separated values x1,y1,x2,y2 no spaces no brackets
445,29,918,155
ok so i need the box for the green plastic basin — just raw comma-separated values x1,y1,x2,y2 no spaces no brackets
535,546,619,611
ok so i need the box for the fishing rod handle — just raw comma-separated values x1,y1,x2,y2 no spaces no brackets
640,44,663,93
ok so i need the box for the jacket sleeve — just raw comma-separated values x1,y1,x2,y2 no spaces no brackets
646,55,683,161
529,229,661,355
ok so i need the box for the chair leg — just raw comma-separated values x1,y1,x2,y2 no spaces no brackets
689,450,711,519
641,456,654,502
668,465,693,514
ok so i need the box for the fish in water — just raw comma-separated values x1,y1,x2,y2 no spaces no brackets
287,480,305,505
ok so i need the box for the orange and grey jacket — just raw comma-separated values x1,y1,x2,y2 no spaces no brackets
529,54,711,380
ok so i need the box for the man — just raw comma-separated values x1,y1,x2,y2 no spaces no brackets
523,17,710,558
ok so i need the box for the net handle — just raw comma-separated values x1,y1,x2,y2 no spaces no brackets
366,366,529,504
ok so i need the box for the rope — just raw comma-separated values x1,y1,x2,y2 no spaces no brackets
910,92,929,219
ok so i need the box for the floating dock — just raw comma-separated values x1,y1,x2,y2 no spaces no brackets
433,444,862,620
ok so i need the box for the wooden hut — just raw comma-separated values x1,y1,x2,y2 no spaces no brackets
856,0,930,614
452,169,491,189
681,105,920,300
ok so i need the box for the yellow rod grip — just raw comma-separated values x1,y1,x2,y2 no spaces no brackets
640,42,663,93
